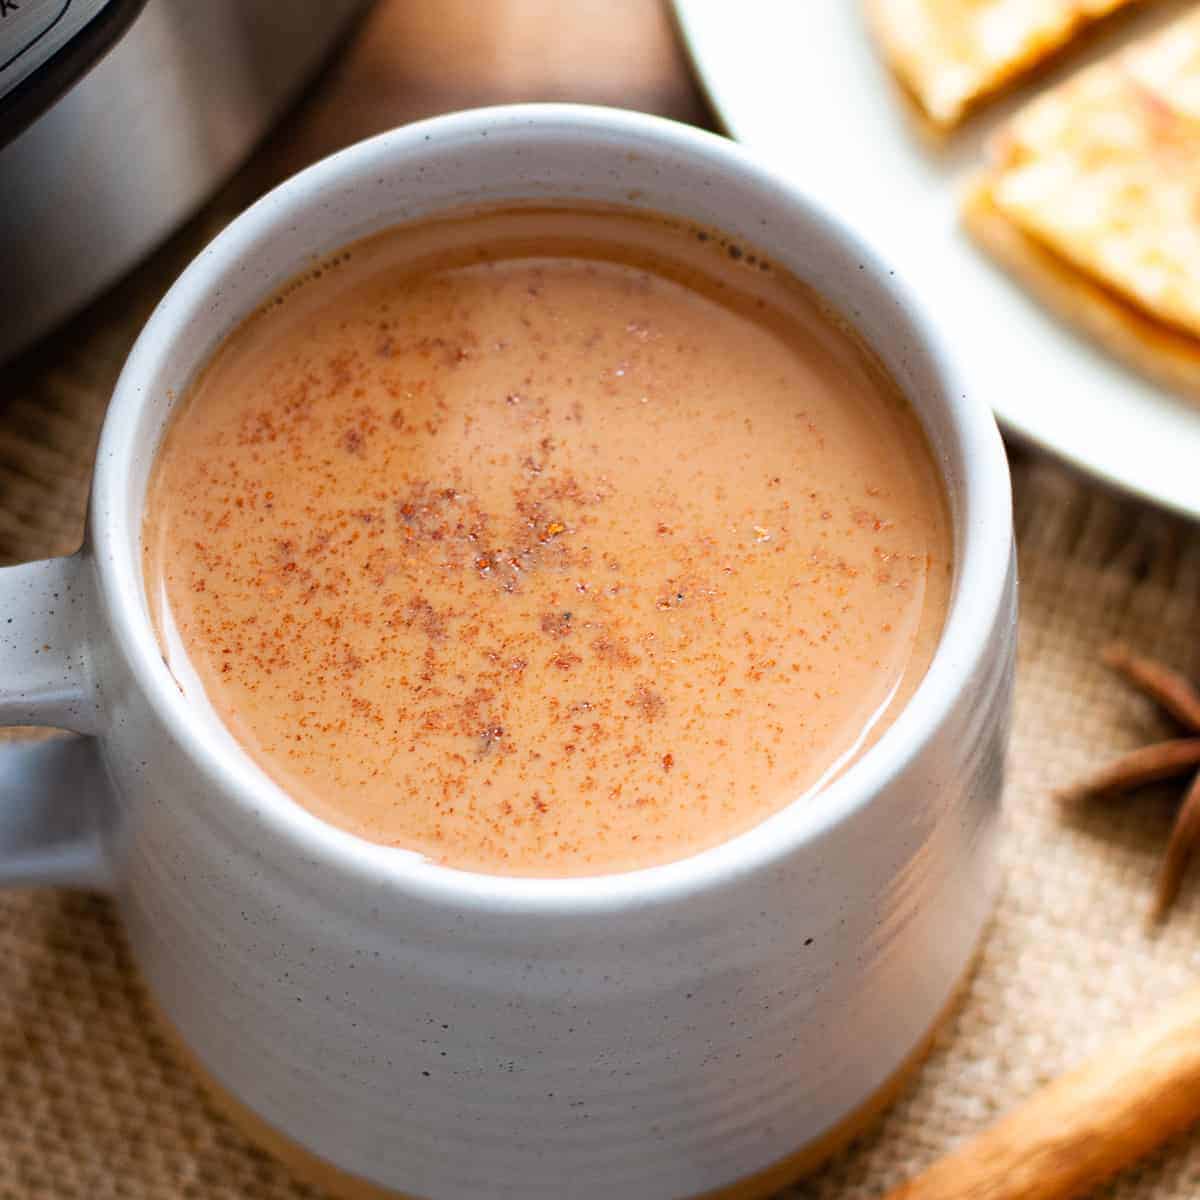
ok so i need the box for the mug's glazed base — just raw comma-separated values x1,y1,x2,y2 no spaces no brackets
156,968,970,1200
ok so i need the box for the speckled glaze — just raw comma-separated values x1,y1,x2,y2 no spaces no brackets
0,107,1015,1200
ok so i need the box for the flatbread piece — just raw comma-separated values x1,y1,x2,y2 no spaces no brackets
965,11,1200,398
867,0,1141,127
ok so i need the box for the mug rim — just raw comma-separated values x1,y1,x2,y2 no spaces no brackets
93,103,1013,914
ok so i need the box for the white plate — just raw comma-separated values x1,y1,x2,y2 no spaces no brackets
674,0,1200,521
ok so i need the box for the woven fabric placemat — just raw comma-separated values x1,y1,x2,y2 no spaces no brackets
6,20,1200,1200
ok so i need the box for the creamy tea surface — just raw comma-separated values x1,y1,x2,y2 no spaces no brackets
143,207,952,876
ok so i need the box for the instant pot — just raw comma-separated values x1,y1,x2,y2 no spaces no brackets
0,0,365,361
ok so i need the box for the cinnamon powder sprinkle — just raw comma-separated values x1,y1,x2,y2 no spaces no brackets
142,207,950,877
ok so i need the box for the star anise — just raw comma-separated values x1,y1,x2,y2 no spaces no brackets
1058,644,1200,921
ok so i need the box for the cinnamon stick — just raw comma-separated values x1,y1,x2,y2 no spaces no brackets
885,983,1200,1200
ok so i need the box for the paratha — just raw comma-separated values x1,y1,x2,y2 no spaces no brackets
867,0,1140,127
965,11,1200,395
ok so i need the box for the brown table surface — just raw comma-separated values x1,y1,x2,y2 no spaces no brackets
5,4,1200,1199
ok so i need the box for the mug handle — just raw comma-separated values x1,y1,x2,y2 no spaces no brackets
0,554,111,891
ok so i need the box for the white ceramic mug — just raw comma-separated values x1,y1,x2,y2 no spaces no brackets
0,106,1015,1200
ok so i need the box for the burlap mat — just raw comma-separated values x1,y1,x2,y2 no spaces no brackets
6,97,1200,1200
